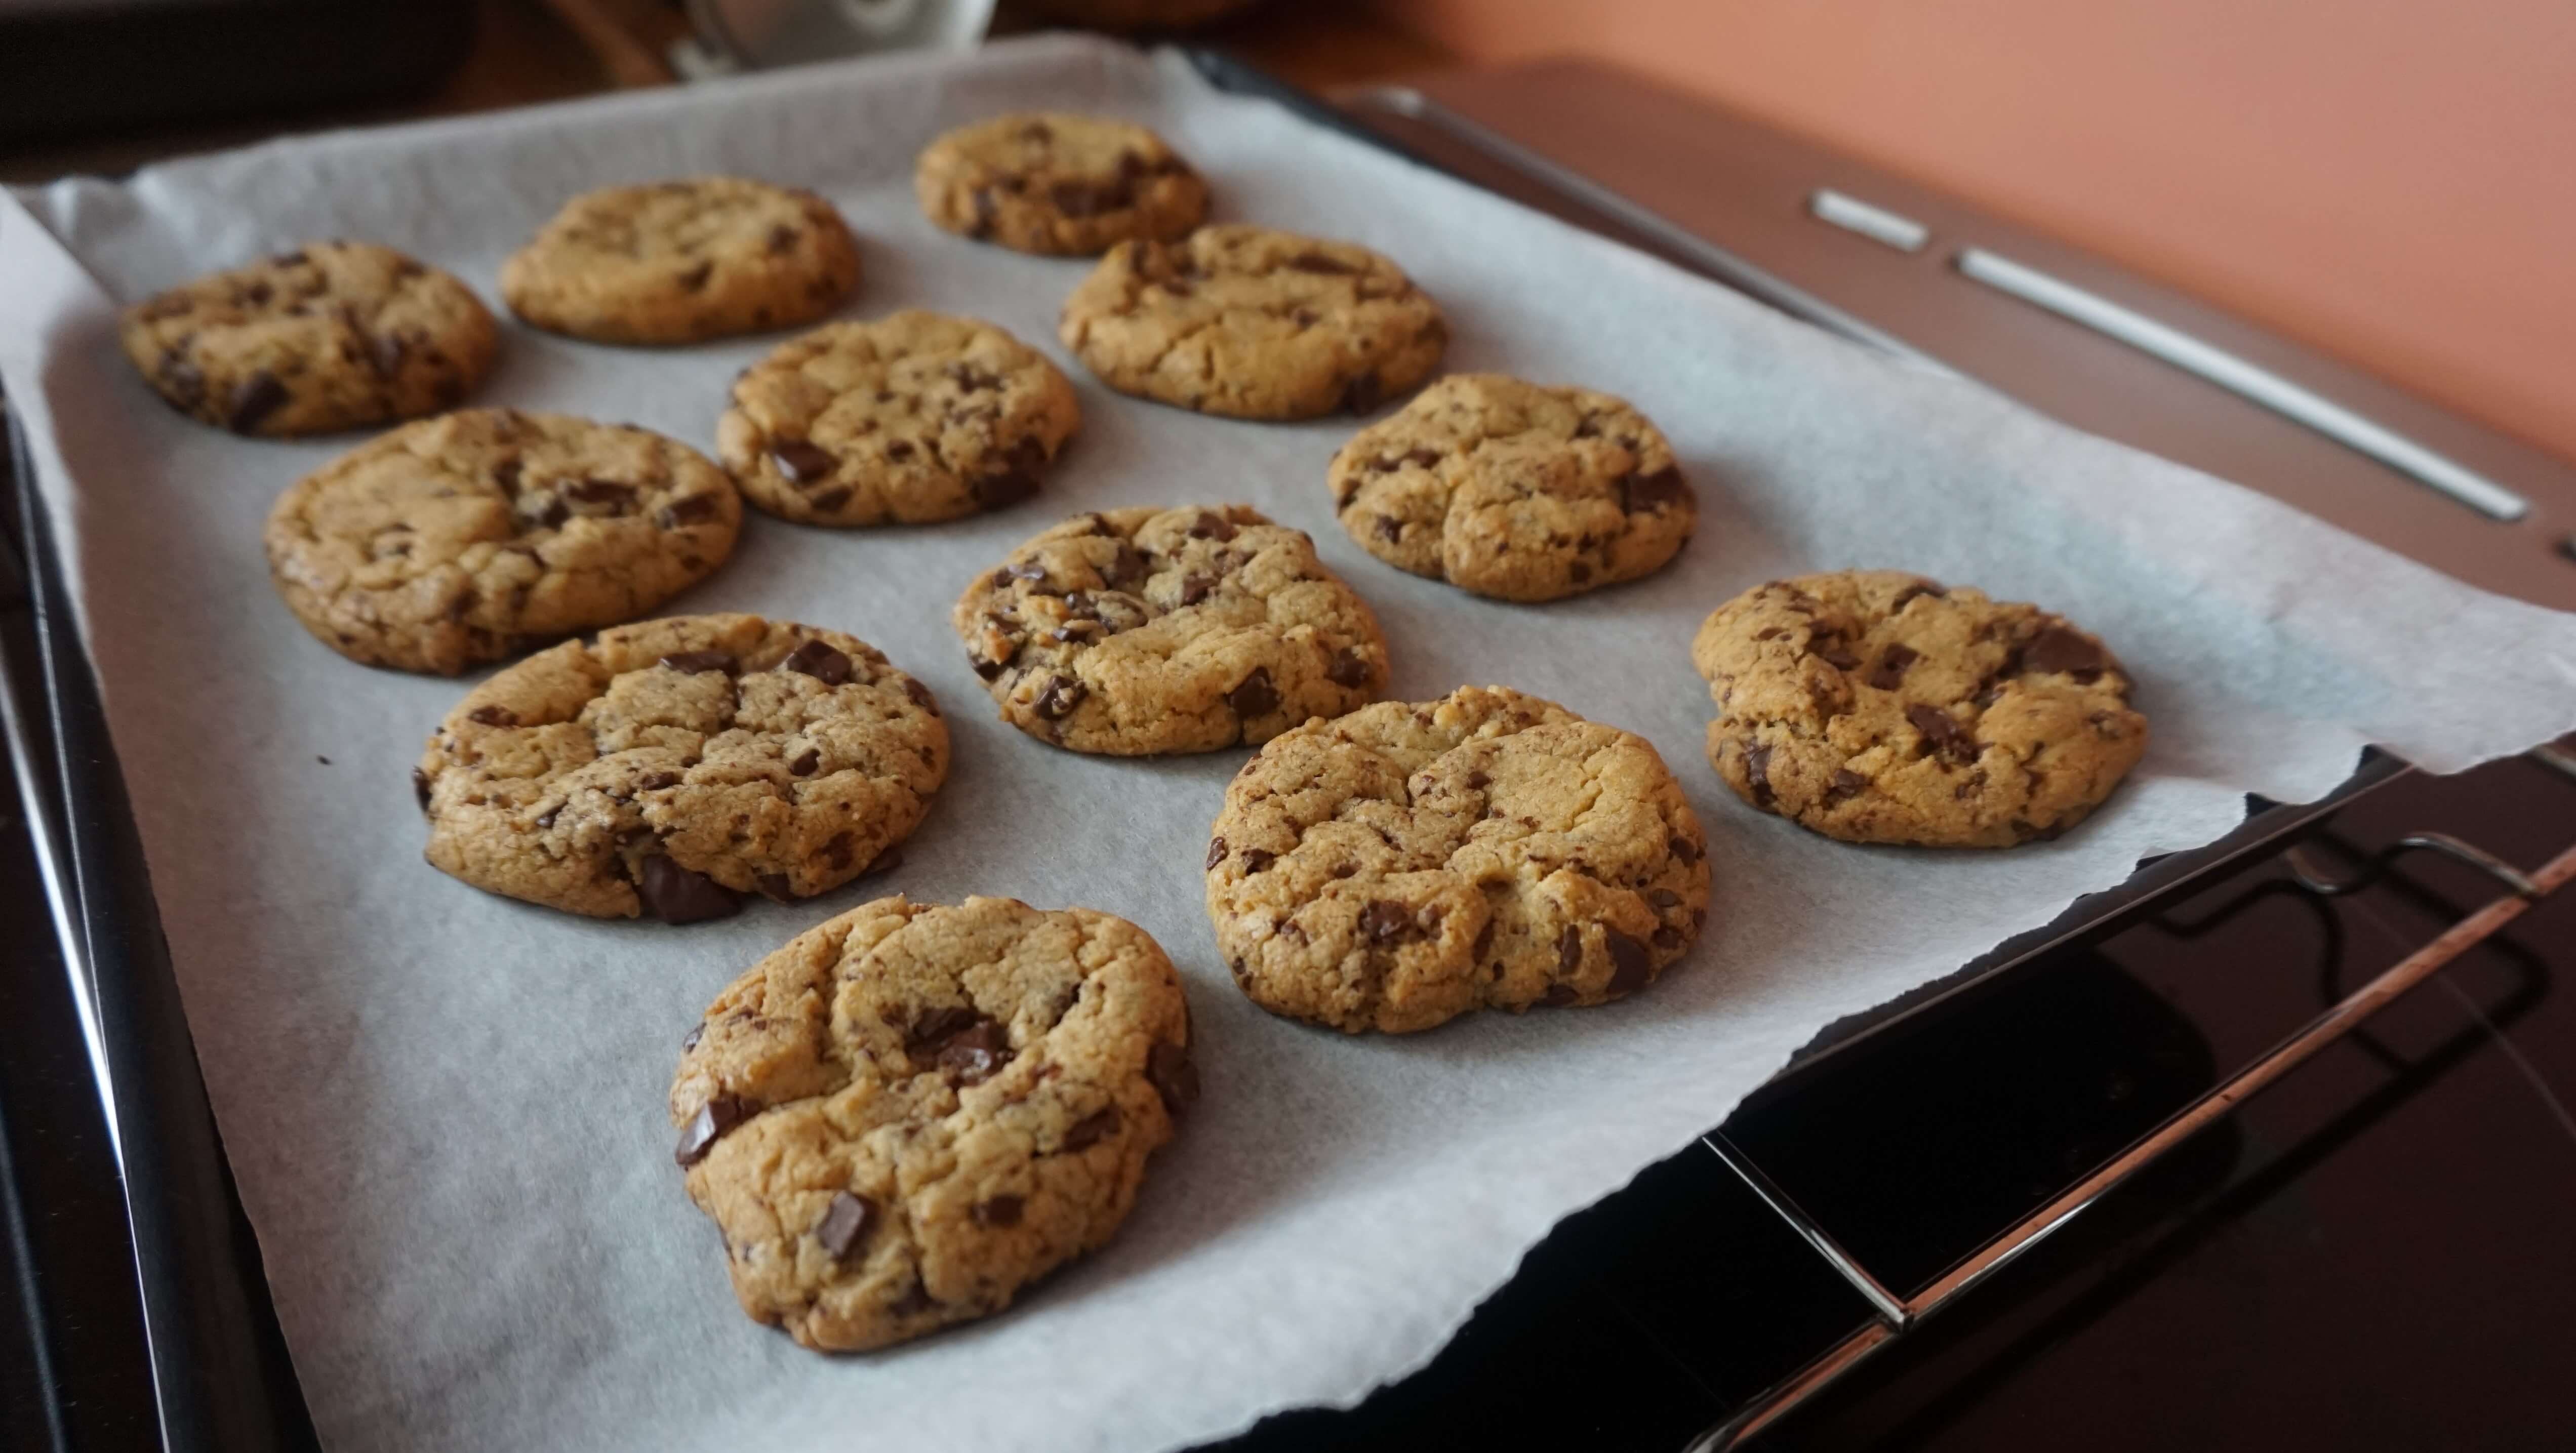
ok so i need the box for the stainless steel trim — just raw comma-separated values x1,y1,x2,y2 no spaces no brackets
2286,831,2542,900
1681,1321,1894,1453
1808,188,1929,252
1705,1132,1909,1327
1355,87,1954,374
1953,247,2532,521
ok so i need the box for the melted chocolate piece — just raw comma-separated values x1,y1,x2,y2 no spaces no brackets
1906,703,1978,762
1745,744,1776,809
1866,643,1920,691
1033,675,1085,720
902,678,939,715
934,1021,1011,1084
1324,648,1373,688
973,1196,1024,1227
1619,467,1688,513
1060,1105,1121,1153
2019,624,2110,682
781,638,853,685
225,372,289,433
1359,900,1413,941
467,705,518,727
659,650,738,675
1556,925,1583,976
771,439,836,484
1227,668,1279,720
637,856,741,924
674,1094,748,1166
1605,930,1651,995
1205,836,1228,871
412,767,433,814
816,1192,875,1258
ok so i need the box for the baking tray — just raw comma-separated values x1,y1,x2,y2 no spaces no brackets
0,50,2419,1452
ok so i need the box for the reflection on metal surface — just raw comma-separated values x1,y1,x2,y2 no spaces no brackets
1808,188,1929,252
1954,247,2531,521
1357,86,1952,373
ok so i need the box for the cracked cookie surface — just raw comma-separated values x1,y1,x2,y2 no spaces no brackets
264,408,741,674
1691,570,2148,847
1206,685,1709,1034
1057,224,1446,421
669,894,1196,1351
418,613,948,919
953,504,1391,756
1330,374,1694,602
915,112,1207,256
119,241,497,436
501,177,860,345
716,311,1079,527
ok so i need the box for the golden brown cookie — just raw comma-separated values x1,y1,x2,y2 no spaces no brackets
953,505,1392,756
914,112,1207,256
1690,570,2149,846
417,614,948,921
1058,224,1446,421
1330,373,1694,602
715,311,1079,527
1205,685,1710,1034
264,409,741,674
119,241,497,436
669,894,1197,1351
500,177,860,345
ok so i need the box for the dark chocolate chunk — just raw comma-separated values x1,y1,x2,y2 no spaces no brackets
1647,889,1681,908
1359,900,1412,941
902,678,939,715
1605,930,1651,994
674,1093,748,1166
658,493,721,528
1541,984,1579,1007
637,855,741,924
1652,926,1684,951
1324,647,1373,688
2018,624,2109,682
635,772,680,791
1341,371,1384,414
906,1007,982,1051
1104,542,1147,590
682,1022,704,1052
1825,769,1869,805
369,332,407,378
973,437,1048,509
1059,1104,1121,1153
935,1021,1011,1084
1226,668,1278,720
1473,918,1497,961
467,705,518,727
224,372,289,433
1187,511,1236,541
1668,834,1699,864
1906,703,1977,762
771,439,836,483
1373,515,1402,543
412,767,433,814
1147,1041,1198,1112
766,224,800,255
1619,466,1688,513
789,748,820,776
1813,638,1862,671
659,650,738,675
973,1195,1024,1227
1744,744,1776,809
1033,674,1085,720
822,833,856,871
781,638,853,685
1889,579,1947,611
1179,572,1216,606
1205,836,1228,871
564,479,635,513
756,872,793,902
1866,643,1920,691
1556,924,1583,976
1239,848,1275,874
816,1192,876,1258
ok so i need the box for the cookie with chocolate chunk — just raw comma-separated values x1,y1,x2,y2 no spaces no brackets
1058,224,1446,421
953,504,1391,756
1691,570,2148,847
1331,374,1694,602
119,241,497,436
670,894,1195,1351
264,409,741,674
417,614,948,920
716,311,1080,527
915,112,1207,256
501,177,860,345
1206,685,1709,1034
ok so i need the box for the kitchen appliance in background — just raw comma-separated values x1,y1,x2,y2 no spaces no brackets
680,0,992,71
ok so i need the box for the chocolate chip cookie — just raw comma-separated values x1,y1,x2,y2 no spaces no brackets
1691,571,2149,847
953,505,1391,756
915,112,1208,256
1330,373,1694,602
418,614,948,921
1058,224,1447,421
1206,685,1709,1034
264,409,741,675
500,178,860,345
118,241,497,436
670,894,1196,1351
715,311,1080,527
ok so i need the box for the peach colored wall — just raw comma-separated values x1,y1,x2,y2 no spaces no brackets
1379,0,2576,462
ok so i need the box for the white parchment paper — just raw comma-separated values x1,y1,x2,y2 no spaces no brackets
5,34,2574,1453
